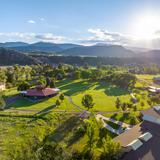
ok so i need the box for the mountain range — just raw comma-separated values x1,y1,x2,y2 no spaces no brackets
0,41,135,57
0,41,160,59
0,42,82,53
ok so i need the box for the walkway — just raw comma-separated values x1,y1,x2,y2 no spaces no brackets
96,114,134,135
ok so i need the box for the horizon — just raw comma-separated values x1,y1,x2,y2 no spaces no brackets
1,0,160,49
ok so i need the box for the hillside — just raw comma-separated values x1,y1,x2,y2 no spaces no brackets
0,42,82,53
0,48,40,65
60,45,134,57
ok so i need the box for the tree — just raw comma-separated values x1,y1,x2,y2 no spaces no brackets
0,69,6,83
84,119,96,157
74,70,81,79
140,101,145,109
82,94,94,110
50,78,56,88
0,95,6,110
115,97,121,109
37,141,70,160
55,99,61,107
121,102,127,112
59,93,65,101
133,105,137,112
99,137,121,160
17,82,30,91
37,76,47,86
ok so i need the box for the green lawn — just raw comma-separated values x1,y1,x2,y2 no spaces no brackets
57,79,130,111
56,79,151,112
9,97,79,113
3,87,19,98
103,112,141,125
3,78,151,114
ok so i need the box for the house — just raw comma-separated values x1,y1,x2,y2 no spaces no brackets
114,107,160,160
148,86,160,93
0,83,5,91
153,77,160,84
21,85,60,99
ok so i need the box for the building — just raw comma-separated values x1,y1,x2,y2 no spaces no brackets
153,77,160,84
21,85,60,99
0,83,5,91
114,106,160,160
148,86,160,93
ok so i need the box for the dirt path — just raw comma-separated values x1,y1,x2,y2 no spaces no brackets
66,96,84,111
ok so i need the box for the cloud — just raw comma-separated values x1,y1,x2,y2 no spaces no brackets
28,20,36,24
35,33,66,42
82,28,133,46
0,32,66,43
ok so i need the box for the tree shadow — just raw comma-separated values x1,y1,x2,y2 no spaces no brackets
119,113,130,122
35,104,56,116
95,81,128,96
58,80,95,96
110,113,118,119
7,97,54,109
67,125,86,147
49,116,82,143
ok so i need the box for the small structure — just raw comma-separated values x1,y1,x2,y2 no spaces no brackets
148,86,160,93
0,83,5,91
141,106,160,125
21,85,60,99
153,77,160,84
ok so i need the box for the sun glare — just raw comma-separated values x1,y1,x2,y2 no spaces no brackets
131,13,160,40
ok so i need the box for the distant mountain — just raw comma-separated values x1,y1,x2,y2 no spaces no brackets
0,41,82,53
0,48,40,65
9,42,63,53
60,45,134,57
125,46,150,53
57,43,82,50
0,42,28,48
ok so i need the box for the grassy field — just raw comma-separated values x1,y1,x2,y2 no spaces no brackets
102,112,141,125
4,78,151,114
57,79,150,111
0,77,152,159
136,74,160,86
9,97,78,112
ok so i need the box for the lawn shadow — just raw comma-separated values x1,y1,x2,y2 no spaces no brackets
58,80,96,96
67,124,85,147
95,81,128,96
8,97,53,109
49,116,82,143
35,104,57,116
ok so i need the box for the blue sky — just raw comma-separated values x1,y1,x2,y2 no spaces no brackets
1,0,160,48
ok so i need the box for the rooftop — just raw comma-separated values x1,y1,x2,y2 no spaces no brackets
141,107,160,119
26,86,60,97
114,121,160,160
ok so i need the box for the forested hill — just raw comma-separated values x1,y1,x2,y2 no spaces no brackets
0,48,40,65
60,45,134,57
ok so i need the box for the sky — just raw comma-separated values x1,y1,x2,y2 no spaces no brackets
1,0,160,48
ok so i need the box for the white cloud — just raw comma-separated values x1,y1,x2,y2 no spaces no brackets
0,32,66,43
85,28,160,49
83,28,132,46
28,20,36,24
35,33,66,43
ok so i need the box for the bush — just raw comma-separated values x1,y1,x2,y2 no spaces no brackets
17,81,30,91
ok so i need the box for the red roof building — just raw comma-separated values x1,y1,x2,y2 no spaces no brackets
26,85,60,97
